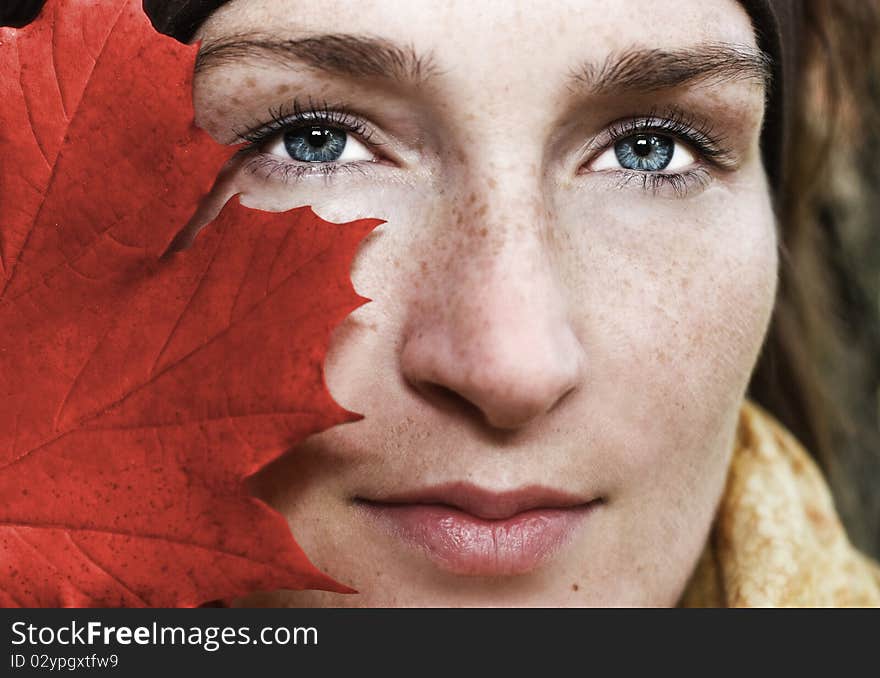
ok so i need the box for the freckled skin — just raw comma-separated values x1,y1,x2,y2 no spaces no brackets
192,0,777,606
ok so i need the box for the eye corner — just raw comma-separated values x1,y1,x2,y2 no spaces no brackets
584,145,619,172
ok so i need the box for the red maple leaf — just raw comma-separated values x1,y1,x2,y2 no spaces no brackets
0,0,376,606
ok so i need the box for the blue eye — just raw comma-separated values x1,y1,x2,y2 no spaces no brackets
283,126,348,163
614,134,674,171
589,129,696,174
263,122,376,164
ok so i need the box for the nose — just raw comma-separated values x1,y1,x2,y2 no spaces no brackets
400,205,585,431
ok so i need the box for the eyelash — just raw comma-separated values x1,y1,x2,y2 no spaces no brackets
235,97,383,183
236,99,730,196
587,107,733,197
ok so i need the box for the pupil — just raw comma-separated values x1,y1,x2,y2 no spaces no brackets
633,135,654,157
306,127,332,149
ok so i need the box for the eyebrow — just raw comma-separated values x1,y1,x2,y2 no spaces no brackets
196,33,770,96
195,32,440,84
570,43,772,95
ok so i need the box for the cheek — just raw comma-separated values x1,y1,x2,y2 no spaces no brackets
558,180,778,475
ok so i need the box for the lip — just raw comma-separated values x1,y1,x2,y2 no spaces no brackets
357,483,601,576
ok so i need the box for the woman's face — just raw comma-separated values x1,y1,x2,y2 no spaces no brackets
192,0,777,606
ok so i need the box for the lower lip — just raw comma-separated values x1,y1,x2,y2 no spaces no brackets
359,502,598,576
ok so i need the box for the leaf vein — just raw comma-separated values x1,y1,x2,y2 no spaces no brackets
67,533,149,606
0,1,129,301
2,522,296,573
52,322,117,432
77,245,338,421
149,236,225,377
9,527,93,603
50,5,70,122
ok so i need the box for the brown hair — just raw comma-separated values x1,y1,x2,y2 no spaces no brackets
747,0,880,557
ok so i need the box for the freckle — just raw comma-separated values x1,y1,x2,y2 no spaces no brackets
572,583,579,591
479,227,488,237
487,177,497,189
245,76,256,87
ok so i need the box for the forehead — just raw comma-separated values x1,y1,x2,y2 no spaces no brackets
197,0,758,75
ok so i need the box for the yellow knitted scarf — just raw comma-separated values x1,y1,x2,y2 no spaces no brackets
679,400,880,607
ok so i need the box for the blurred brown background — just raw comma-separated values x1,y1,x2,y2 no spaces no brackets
790,2,880,559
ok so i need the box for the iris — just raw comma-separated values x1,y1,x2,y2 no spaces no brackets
614,134,674,171
283,126,348,162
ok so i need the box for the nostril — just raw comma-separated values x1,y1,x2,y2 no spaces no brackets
410,372,577,432
478,388,565,430
411,381,486,421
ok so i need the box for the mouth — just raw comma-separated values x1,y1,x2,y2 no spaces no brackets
355,483,603,576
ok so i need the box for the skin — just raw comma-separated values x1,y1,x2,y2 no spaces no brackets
189,0,778,606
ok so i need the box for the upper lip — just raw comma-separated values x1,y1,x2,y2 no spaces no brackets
358,482,596,520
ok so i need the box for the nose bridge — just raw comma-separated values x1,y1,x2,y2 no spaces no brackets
427,156,560,348
446,134,552,275
445,209,559,350
400,167,585,431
